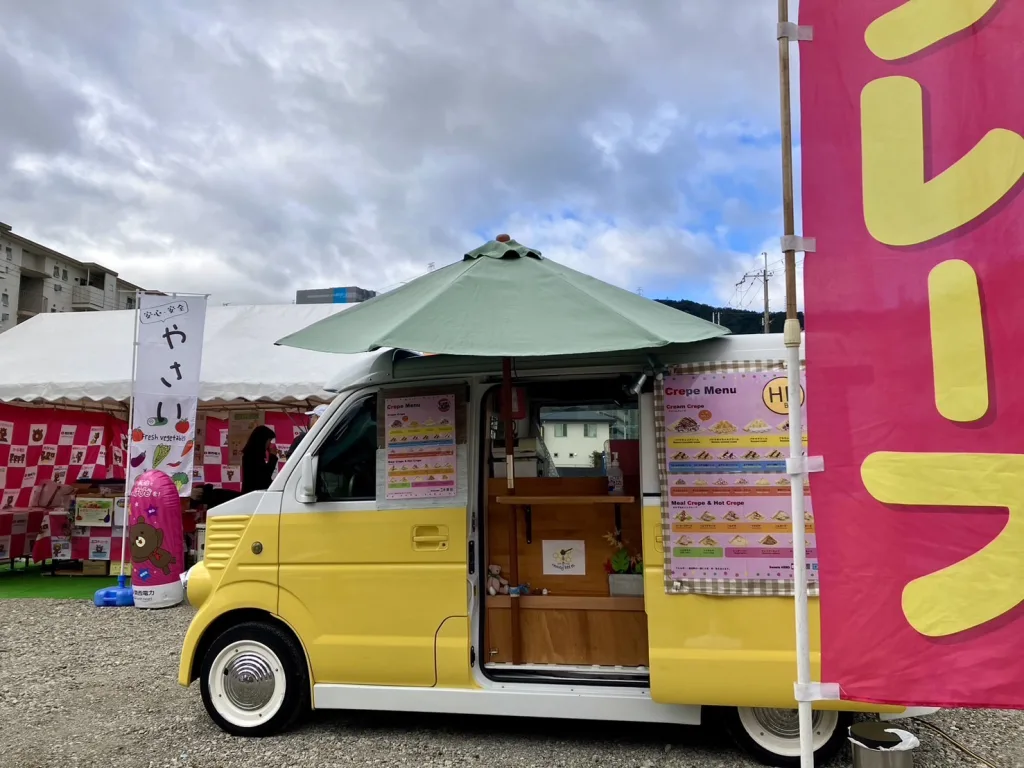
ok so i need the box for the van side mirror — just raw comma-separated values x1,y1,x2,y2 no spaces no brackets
297,454,317,504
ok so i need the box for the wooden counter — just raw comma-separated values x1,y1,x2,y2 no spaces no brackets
485,477,648,667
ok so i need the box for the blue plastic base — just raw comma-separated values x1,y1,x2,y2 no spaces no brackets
94,574,134,607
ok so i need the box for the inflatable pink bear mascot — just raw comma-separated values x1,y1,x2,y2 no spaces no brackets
129,469,184,609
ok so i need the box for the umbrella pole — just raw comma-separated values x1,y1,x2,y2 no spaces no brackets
502,357,522,664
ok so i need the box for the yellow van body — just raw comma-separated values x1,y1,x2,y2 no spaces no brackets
179,337,934,762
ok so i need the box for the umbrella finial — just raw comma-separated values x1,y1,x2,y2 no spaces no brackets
495,233,511,243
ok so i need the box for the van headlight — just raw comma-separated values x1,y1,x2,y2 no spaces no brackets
185,563,212,608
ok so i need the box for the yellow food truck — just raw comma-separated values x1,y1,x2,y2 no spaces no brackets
179,334,935,766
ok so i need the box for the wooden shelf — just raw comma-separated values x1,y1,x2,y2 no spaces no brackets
495,495,635,505
487,595,645,612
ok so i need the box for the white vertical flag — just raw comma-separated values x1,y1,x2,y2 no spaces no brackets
127,295,207,496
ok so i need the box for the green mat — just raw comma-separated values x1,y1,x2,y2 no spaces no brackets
0,562,119,600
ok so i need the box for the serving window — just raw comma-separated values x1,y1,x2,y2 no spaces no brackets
481,376,649,672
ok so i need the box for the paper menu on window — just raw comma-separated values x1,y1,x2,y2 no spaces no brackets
662,369,817,583
384,394,457,500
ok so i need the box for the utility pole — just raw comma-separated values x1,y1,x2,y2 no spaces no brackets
736,252,774,333
762,251,771,334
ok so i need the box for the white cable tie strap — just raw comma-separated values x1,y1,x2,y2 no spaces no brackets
794,682,841,702
787,455,824,476
780,235,817,253
777,22,814,42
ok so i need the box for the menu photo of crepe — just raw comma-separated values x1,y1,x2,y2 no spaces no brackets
804,511,814,523
674,478,687,486
729,535,748,546
698,535,719,547
720,450,737,459
676,534,694,546
746,510,766,521
772,510,790,521
708,419,737,435
743,418,773,433
699,510,717,522
755,478,771,486
695,450,713,461
722,510,740,522
766,449,785,459
694,479,709,487
713,478,729,486
675,510,694,522
672,451,689,460
777,477,791,486
759,534,780,546
671,416,701,433
735,478,750,485
743,450,761,459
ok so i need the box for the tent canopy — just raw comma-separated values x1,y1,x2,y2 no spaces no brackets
0,304,379,406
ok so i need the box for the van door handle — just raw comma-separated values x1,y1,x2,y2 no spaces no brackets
653,525,665,553
412,525,449,551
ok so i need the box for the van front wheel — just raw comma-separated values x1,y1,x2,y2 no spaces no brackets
722,707,850,766
199,621,309,737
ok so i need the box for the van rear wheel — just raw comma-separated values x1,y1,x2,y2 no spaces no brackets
199,621,309,737
721,707,850,766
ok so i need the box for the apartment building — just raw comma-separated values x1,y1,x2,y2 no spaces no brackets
0,222,143,333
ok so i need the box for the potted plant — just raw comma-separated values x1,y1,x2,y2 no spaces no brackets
603,529,643,596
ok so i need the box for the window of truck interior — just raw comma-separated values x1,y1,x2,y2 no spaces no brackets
315,393,378,501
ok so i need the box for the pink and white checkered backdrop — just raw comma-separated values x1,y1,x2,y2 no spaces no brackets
192,412,307,490
0,404,308,506
0,404,128,510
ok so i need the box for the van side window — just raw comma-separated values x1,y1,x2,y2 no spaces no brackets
316,394,378,501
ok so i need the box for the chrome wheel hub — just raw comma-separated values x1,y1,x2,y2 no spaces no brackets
751,708,823,739
222,651,277,711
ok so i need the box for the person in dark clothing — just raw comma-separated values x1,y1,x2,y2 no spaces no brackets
241,425,278,493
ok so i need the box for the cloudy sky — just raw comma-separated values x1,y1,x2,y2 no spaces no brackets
0,0,803,310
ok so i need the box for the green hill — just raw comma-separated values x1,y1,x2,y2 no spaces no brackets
656,299,805,335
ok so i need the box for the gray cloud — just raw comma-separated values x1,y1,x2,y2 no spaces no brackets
0,0,788,304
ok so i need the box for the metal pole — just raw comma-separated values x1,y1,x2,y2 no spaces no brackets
115,289,141,587
777,0,814,766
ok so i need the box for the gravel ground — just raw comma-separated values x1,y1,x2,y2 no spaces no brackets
0,600,1019,768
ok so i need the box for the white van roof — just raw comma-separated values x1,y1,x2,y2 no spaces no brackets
323,334,804,395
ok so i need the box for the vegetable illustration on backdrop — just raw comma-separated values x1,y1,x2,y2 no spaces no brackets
152,444,172,468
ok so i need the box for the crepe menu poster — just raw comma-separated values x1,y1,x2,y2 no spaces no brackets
662,369,816,583
384,394,456,500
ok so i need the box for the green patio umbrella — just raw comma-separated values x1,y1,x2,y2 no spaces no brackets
276,236,728,357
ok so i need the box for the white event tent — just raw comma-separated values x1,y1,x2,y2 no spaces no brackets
0,304,375,410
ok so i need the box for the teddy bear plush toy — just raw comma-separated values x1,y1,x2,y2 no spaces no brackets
487,564,509,596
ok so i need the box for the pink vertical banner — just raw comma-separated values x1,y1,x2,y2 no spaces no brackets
129,470,184,609
801,0,1024,706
